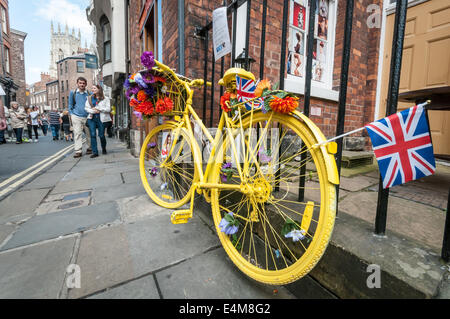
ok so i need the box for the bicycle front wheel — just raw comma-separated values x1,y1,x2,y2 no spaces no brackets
140,123,198,209
210,111,336,285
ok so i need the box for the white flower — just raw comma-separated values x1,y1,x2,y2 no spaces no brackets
284,229,306,242
161,86,168,94
160,183,168,191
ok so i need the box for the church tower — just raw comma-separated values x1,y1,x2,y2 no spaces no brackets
49,21,84,78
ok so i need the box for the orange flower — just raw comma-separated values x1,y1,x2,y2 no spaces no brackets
130,73,137,80
255,79,271,98
137,90,148,102
220,92,232,112
269,96,299,114
155,97,174,114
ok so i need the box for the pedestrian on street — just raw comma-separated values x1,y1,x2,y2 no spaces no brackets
9,102,27,144
49,108,62,141
30,106,41,143
41,111,49,136
61,110,73,142
69,77,92,158
85,84,110,158
24,106,32,143
0,104,7,144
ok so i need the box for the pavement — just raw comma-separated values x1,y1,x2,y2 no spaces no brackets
0,137,448,299
0,138,295,299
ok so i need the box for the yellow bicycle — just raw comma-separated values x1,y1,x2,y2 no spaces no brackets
139,60,339,285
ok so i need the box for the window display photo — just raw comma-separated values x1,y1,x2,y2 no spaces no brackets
289,27,305,55
293,1,306,30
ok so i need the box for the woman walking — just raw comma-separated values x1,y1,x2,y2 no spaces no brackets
85,84,110,158
61,110,73,142
41,111,49,136
29,106,41,143
9,102,27,144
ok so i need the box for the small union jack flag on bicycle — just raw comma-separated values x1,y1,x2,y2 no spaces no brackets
236,75,262,110
365,103,435,189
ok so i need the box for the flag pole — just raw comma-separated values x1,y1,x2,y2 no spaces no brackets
312,101,430,149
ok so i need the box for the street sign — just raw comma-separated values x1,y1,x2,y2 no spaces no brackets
85,54,98,69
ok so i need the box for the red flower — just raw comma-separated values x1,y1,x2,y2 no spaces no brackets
220,92,233,113
129,98,139,108
137,90,148,102
269,96,299,114
139,101,155,116
155,97,174,114
154,76,167,83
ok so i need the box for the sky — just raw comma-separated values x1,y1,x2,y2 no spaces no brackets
9,0,93,85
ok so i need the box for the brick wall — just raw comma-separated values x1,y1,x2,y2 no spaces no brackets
128,0,383,149
10,30,27,107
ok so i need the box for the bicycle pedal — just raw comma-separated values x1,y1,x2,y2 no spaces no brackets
171,210,193,225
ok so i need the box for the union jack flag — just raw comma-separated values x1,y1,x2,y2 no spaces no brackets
236,75,262,110
365,103,435,189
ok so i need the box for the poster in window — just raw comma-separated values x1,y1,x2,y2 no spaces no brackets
291,52,304,77
317,15,328,40
287,51,292,75
312,60,325,82
293,2,306,30
318,0,328,18
289,27,305,55
316,39,326,64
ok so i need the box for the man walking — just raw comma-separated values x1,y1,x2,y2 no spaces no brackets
69,77,92,158
49,108,61,141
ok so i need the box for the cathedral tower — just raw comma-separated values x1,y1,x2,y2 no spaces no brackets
49,21,84,78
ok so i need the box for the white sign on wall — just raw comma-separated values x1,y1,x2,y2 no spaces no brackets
213,7,232,61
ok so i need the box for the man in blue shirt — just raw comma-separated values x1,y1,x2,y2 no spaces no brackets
69,77,92,158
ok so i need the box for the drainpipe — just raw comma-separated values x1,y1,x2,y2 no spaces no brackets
177,0,185,75
125,0,131,149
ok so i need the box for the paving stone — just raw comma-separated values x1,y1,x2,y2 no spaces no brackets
87,276,159,299
21,172,68,190
68,225,135,299
338,192,446,252
156,248,294,299
1,201,120,251
92,182,146,204
121,170,141,184
50,161,78,173
44,190,92,203
125,214,220,277
339,175,379,192
0,237,76,298
116,195,167,223
0,225,16,246
0,188,51,225
35,197,91,216
51,174,123,195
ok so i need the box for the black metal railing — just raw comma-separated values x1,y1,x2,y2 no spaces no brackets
194,0,450,262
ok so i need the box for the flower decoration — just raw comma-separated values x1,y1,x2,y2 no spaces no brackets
137,90,148,102
134,73,148,89
150,167,159,177
284,229,306,242
220,162,233,183
141,71,155,84
259,149,272,163
141,51,156,69
268,95,299,114
133,111,143,121
281,218,304,241
255,79,271,98
154,76,167,83
148,142,157,149
220,92,238,113
219,212,239,236
155,97,174,114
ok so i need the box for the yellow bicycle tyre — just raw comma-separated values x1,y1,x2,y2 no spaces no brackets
210,111,336,285
139,123,198,209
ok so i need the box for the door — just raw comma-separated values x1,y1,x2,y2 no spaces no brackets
379,0,450,156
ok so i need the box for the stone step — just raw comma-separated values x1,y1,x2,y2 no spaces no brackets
341,151,374,168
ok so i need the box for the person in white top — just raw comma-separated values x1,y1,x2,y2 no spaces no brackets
85,84,111,158
29,106,41,143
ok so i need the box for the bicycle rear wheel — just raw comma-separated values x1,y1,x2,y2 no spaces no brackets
140,123,197,209
210,111,336,285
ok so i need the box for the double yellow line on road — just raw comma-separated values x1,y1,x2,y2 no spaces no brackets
0,143,75,198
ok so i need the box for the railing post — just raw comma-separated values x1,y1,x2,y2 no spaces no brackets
202,19,209,123
334,0,355,210
297,0,317,202
442,187,450,262
374,0,408,235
